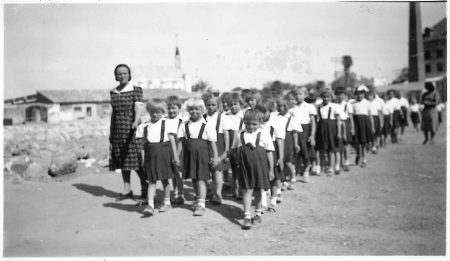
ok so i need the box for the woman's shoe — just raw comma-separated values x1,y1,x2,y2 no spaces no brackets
116,191,133,201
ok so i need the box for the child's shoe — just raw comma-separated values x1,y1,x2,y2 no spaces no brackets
360,159,367,168
172,195,185,205
326,169,334,176
116,191,133,201
143,206,155,216
242,218,252,230
343,164,350,172
210,194,222,205
287,182,295,190
252,215,262,224
276,194,282,204
159,204,172,212
193,206,206,216
267,203,276,212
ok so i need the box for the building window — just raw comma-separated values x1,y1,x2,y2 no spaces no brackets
437,62,444,72
425,64,431,73
425,51,431,60
86,107,92,117
74,107,82,112
436,49,444,58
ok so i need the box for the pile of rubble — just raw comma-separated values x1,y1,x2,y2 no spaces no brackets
4,119,111,183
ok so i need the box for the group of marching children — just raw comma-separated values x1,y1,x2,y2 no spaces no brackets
135,84,414,229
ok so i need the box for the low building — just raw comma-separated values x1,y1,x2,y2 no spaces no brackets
4,88,199,125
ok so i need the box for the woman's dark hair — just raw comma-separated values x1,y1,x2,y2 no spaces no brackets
114,64,132,81
425,82,435,92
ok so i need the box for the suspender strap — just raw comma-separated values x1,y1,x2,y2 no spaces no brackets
185,123,190,139
286,116,292,131
203,114,207,120
240,131,245,145
270,126,274,138
216,112,222,134
178,118,182,127
256,132,261,147
144,125,149,143
239,118,244,130
344,104,347,113
318,106,323,120
160,120,165,143
327,107,332,119
198,123,206,139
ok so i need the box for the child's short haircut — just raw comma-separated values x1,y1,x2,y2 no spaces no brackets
298,86,308,96
320,89,332,98
240,89,251,101
245,89,262,103
260,97,276,112
201,92,216,104
146,101,166,114
229,92,243,105
166,95,182,108
220,92,231,104
185,98,206,114
334,87,346,96
243,109,263,124
285,90,296,99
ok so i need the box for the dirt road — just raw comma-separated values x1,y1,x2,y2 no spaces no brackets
3,121,446,256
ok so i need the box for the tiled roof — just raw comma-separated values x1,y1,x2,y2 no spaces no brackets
37,88,198,104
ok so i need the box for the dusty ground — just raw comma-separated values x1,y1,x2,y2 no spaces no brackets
3,116,447,256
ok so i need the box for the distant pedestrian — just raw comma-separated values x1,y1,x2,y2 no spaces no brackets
409,97,421,132
421,82,441,144
352,85,374,168
109,64,148,200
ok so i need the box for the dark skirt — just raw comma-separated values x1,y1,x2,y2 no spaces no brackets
353,115,370,145
411,112,420,126
297,124,316,165
143,142,174,182
392,110,401,129
210,133,226,171
421,107,439,132
342,119,353,145
400,107,408,127
284,131,296,163
382,115,391,137
236,144,270,190
183,139,211,180
372,115,381,138
316,119,338,153
273,140,287,182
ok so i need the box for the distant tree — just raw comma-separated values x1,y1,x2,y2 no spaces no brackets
192,80,211,93
392,68,409,84
231,86,243,92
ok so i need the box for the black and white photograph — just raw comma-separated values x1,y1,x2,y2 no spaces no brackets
2,0,447,258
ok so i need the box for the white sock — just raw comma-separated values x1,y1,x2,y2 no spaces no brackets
148,200,154,208
198,199,206,208
276,188,282,195
164,197,171,206
244,212,251,219
270,196,277,205
255,209,263,216
261,190,268,207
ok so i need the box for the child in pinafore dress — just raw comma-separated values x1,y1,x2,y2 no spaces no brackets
335,87,354,171
177,98,221,216
166,96,187,205
202,93,229,205
386,89,402,144
368,91,384,154
352,85,374,167
381,93,393,147
224,93,245,199
137,101,180,215
231,109,274,230
276,98,302,190
256,101,284,211
409,97,421,132
316,90,342,175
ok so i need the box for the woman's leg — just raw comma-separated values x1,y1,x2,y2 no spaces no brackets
121,170,131,194
136,167,148,197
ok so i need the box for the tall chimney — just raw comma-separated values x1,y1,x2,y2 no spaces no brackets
408,2,425,82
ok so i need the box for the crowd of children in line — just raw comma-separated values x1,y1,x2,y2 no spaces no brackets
130,83,442,230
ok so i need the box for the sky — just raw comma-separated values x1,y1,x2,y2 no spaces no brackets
3,1,447,99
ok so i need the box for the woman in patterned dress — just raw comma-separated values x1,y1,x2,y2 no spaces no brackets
110,64,148,200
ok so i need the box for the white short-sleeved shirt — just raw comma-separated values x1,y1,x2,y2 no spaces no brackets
237,129,275,151
177,118,217,142
261,120,285,141
165,115,187,135
276,114,303,133
386,98,402,111
370,99,384,116
336,101,353,120
382,102,393,115
410,104,420,112
400,97,409,108
224,110,245,131
288,102,317,124
204,111,227,134
136,119,178,143
318,103,342,120
353,98,371,115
